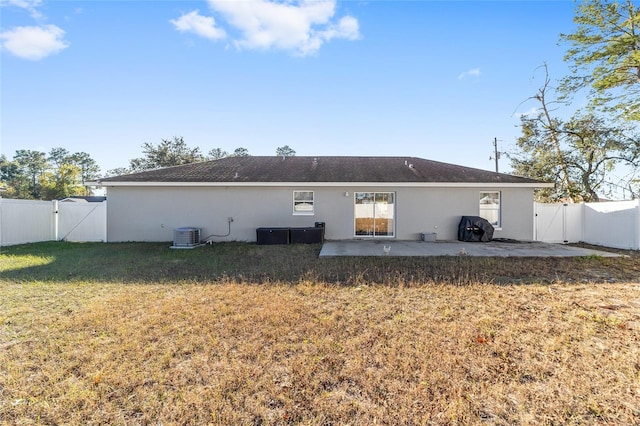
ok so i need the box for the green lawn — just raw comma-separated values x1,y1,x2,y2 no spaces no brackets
1,241,639,285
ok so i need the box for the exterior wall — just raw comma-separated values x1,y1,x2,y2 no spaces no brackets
105,185,536,242
395,187,534,241
107,186,336,242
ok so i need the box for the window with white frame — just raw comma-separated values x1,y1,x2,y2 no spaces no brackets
293,191,314,215
479,191,501,228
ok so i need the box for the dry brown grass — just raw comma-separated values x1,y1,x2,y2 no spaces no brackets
2,279,639,425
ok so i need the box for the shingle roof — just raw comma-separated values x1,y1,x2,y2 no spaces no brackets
98,156,547,185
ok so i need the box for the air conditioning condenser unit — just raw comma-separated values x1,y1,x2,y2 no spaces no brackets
171,227,201,249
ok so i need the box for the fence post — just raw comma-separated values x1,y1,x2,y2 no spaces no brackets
103,201,108,243
635,199,640,250
0,198,3,248
533,202,538,241
53,200,59,241
560,203,564,242
580,202,586,244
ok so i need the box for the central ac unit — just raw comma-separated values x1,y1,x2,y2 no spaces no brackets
171,227,201,249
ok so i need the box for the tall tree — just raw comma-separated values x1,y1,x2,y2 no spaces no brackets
513,113,639,202
512,67,639,201
0,155,22,198
232,147,250,157
47,148,100,184
39,163,88,200
560,0,640,121
207,148,229,160
48,147,71,169
104,167,131,178
14,149,47,199
69,152,100,183
2,149,100,200
45,148,101,195
128,137,205,172
275,145,296,157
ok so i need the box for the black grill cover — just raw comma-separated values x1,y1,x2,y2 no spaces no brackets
458,216,494,242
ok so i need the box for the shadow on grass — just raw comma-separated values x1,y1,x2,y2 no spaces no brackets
1,241,639,285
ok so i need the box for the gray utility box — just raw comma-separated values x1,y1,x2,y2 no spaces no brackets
421,232,437,242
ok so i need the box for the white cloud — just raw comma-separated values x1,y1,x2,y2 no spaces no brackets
0,25,69,60
172,0,360,56
170,10,226,40
458,68,481,80
4,0,44,20
318,15,360,42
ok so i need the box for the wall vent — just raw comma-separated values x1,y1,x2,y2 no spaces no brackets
171,227,201,249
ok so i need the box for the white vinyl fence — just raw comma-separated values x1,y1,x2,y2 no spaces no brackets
0,199,107,246
3,198,637,249
534,200,640,250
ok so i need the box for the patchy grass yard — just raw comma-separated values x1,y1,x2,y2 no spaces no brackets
1,242,639,425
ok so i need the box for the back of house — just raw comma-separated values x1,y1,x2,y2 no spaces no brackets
94,156,551,243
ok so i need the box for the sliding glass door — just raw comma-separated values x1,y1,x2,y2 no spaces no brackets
354,192,395,237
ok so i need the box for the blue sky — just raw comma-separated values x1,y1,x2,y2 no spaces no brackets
1,0,577,175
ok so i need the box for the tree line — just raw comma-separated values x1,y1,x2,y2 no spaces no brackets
105,138,296,177
0,148,100,200
0,140,296,200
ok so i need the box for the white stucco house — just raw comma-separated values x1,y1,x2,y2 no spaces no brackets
93,156,552,242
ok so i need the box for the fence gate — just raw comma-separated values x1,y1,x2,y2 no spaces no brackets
0,199,107,246
534,202,584,244
534,201,640,249
57,201,107,242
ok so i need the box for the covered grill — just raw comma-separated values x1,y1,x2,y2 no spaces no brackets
458,216,494,242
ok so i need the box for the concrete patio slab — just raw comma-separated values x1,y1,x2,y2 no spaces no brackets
319,240,623,258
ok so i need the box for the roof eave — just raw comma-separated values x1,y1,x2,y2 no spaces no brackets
90,181,553,188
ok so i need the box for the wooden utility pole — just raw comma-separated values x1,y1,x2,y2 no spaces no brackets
492,137,500,173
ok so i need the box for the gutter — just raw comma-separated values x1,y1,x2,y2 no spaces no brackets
86,181,554,189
